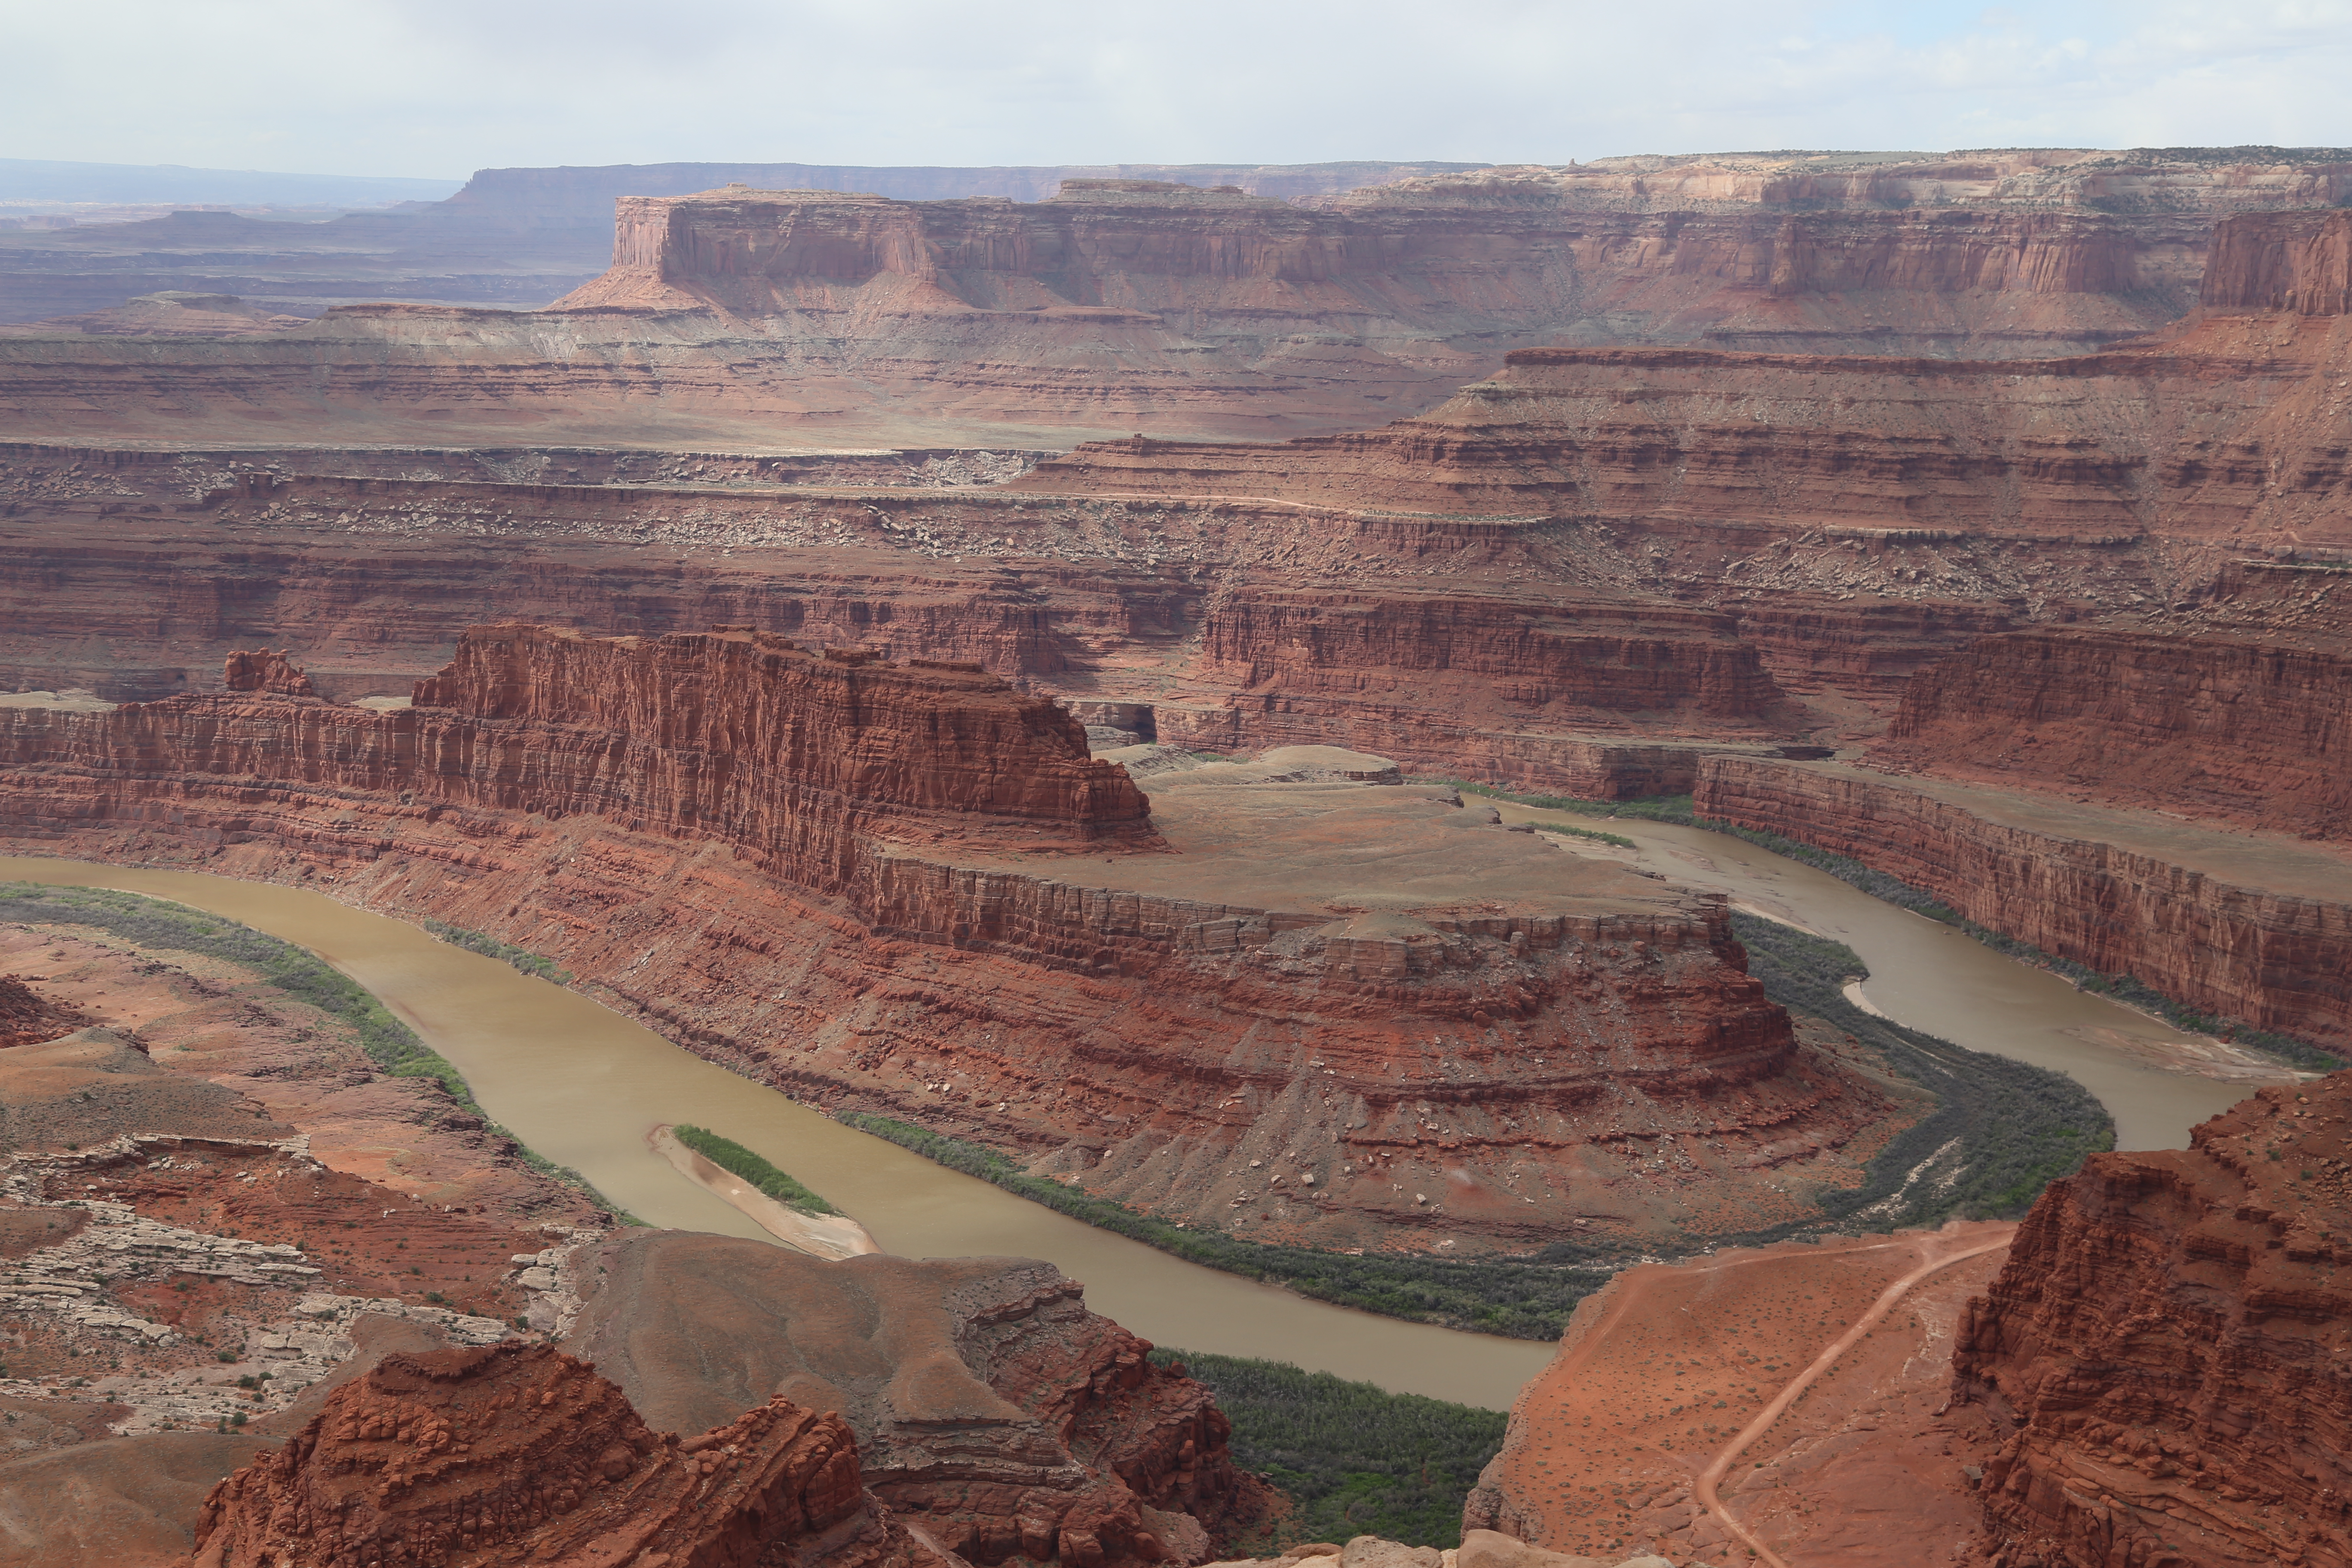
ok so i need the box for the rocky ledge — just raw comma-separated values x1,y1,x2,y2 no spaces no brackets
0,639,1903,1253
1955,1076,2352,1568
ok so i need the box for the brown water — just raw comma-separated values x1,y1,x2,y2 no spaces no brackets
1496,810,2295,1150
0,856,1554,1409
3,819,2290,1406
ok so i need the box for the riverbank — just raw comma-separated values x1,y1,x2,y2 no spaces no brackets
648,1124,880,1260
1471,799,2294,1149
0,855,1555,1409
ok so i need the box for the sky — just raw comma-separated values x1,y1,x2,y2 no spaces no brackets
4,0,2349,179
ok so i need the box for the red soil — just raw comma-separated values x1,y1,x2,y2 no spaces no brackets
1468,1223,2015,1566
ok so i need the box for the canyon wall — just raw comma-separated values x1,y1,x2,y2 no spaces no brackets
190,1342,919,1568
2199,208,2352,315
1875,629,2351,841
12,156,2352,447
0,637,1907,1254
1020,318,2352,549
0,624,1156,895
1692,757,2352,1052
1954,1078,2352,1568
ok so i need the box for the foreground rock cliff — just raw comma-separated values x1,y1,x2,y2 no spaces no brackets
0,635,1907,1255
189,1342,917,1568
1954,1077,2352,1568
564,1234,1270,1567
186,1235,1276,1568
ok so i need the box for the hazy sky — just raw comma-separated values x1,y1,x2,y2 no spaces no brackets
7,0,2349,178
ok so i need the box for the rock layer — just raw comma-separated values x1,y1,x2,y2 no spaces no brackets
188,1341,922,1568
1954,1078,2352,1568
1875,628,2351,841
0,639,1904,1252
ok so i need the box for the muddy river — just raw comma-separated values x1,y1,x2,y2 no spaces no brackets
1,824,2288,1406
0,856,1554,1408
1494,807,2294,1151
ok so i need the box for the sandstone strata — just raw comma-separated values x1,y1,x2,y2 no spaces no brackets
1954,1078,2352,1568
187,1341,925,1568
1692,757,2352,1053
566,1232,1273,1566
1874,628,2351,841
0,639,1908,1251
9,152,2351,450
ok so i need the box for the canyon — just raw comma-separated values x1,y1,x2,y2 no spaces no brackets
0,905,1287,1568
0,635,1905,1257
1,137,2349,1568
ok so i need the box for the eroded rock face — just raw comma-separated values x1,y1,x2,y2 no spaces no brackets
188,1341,919,1568
1953,1078,2352,1568
1693,756,2352,1054
564,1234,1274,1568
1874,628,2351,841
2201,209,2352,316
220,647,316,697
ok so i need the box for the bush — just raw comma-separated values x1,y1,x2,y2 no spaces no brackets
1148,1348,1506,1549
839,1114,1617,1340
671,1124,837,1215
422,919,573,985
1730,913,2113,1220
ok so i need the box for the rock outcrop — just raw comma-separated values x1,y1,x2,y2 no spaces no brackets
187,1341,927,1568
1874,628,2351,841
1954,1078,2352,1568
2199,209,2352,316
220,647,316,698
1692,757,2352,1054
0,971,89,1047
0,637,1907,1253
564,1233,1274,1566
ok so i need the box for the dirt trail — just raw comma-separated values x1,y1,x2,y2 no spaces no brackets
1691,1228,2015,1567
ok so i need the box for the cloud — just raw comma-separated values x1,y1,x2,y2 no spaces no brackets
3,0,2347,179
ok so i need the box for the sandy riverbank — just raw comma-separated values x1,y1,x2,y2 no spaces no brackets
647,1124,881,1260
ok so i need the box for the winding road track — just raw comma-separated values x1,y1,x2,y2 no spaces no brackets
1691,1229,2016,1568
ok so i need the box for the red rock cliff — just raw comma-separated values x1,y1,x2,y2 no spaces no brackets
1954,1078,2352,1568
2200,210,2352,315
1198,585,1788,725
1694,756,2352,1053
564,1236,1274,1566
1875,628,2351,840
412,624,1150,830
189,1341,918,1568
